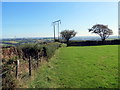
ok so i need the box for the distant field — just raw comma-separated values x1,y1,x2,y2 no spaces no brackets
1,41,19,46
1,44,14,47
29,45,118,88
3,41,18,43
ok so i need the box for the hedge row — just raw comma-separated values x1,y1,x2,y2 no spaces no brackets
68,39,120,46
2,42,64,88
16,42,62,60
44,42,61,58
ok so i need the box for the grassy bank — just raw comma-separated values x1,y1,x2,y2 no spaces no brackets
29,45,118,88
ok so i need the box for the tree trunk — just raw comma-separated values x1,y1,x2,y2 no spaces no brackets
29,56,32,76
102,38,105,42
101,37,105,45
66,39,69,47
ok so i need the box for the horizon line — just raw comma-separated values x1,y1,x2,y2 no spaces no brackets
1,35,119,39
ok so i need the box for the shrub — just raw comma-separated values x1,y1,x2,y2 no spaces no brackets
60,43,67,47
2,59,17,88
17,43,43,59
17,42,61,59
43,42,61,58
2,42,61,88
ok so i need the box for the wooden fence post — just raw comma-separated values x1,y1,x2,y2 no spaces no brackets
29,56,32,76
16,60,19,79
37,53,39,67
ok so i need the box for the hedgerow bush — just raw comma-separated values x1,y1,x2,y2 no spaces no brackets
2,42,62,88
44,42,61,58
60,43,67,47
17,43,37,59
17,43,43,59
2,59,17,88
17,42,61,59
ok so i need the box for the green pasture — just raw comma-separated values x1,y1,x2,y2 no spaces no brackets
29,45,118,88
3,41,18,43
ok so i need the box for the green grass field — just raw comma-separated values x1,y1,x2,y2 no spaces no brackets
29,45,118,88
3,41,18,43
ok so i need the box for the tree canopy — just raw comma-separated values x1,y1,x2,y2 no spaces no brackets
88,24,113,41
60,30,77,46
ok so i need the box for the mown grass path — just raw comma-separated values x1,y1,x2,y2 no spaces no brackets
29,45,118,88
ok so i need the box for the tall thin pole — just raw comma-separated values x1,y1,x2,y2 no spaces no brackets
58,23,59,40
53,24,55,41
29,56,32,76
52,20,61,42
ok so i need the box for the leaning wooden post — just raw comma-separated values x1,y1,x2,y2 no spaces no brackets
29,56,32,76
16,60,19,79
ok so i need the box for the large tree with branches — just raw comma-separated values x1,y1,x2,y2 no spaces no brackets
88,24,113,41
60,30,77,46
